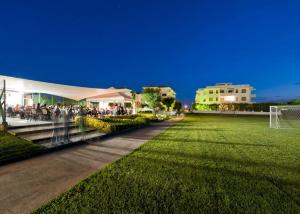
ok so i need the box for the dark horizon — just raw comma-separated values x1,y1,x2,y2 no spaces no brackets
1,0,300,104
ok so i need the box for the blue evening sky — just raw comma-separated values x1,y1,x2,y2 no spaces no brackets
0,0,300,104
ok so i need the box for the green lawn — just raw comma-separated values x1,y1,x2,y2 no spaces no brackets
34,114,300,213
0,131,44,163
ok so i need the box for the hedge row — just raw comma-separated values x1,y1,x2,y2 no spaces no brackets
75,116,149,133
103,115,138,120
75,116,113,133
108,117,149,132
192,103,290,112
137,113,170,122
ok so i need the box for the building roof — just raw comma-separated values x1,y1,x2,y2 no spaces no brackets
143,86,173,89
142,86,176,94
87,92,132,100
0,75,129,101
197,83,254,90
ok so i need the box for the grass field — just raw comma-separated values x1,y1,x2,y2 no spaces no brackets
34,114,300,213
0,132,44,163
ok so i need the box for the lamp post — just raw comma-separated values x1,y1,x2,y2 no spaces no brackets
184,104,189,112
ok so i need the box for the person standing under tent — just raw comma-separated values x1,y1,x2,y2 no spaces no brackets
52,104,61,144
62,107,70,144
78,106,86,132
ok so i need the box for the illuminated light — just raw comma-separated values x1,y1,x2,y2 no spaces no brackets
184,105,188,109
6,91,23,106
14,80,25,93
223,96,236,102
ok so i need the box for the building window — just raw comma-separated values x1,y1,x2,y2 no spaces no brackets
209,90,214,94
220,90,225,93
236,89,239,93
242,89,247,93
216,90,219,94
162,93,167,96
209,97,213,102
216,97,219,101
241,97,247,101
228,89,234,93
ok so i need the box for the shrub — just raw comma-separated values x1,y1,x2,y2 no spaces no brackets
287,99,300,105
192,102,290,112
75,116,114,133
138,113,170,122
107,117,149,132
104,115,138,120
75,116,149,133
193,103,219,111
156,114,170,120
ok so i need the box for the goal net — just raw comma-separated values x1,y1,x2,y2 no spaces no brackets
270,106,300,129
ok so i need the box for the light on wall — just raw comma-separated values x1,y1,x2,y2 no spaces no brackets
224,96,236,102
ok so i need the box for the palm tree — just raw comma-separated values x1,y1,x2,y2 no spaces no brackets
130,90,137,114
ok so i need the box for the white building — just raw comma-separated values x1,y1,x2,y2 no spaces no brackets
142,86,176,99
86,89,133,109
195,83,255,104
0,75,134,109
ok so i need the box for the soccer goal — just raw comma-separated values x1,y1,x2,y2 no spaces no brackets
270,106,300,129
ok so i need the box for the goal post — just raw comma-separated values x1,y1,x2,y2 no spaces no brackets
270,105,300,129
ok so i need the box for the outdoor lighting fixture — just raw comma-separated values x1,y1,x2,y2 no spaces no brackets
184,104,188,109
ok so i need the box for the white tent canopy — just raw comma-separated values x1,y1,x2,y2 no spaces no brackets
0,75,129,101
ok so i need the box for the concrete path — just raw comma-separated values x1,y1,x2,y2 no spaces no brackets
0,119,179,214
2,117,51,127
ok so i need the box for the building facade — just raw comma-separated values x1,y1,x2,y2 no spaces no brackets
195,83,255,104
143,86,176,99
0,75,133,108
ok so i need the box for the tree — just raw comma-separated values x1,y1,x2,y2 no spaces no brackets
288,99,300,105
142,88,161,115
173,101,182,112
161,97,175,111
130,90,137,114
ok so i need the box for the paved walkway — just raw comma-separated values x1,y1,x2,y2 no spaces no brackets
2,117,51,127
0,119,180,214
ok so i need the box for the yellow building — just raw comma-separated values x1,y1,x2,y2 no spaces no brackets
195,83,255,104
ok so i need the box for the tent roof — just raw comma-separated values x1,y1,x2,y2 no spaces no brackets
0,75,129,101
87,92,132,101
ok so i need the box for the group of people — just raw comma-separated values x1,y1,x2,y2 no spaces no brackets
51,104,74,144
6,103,133,121
87,104,132,118
6,103,133,145
6,103,74,121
